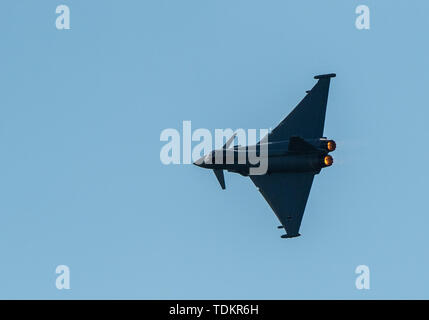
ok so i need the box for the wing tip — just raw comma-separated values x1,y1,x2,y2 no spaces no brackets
281,233,301,239
314,73,336,80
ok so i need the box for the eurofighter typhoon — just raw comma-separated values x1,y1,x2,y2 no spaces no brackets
194,74,337,238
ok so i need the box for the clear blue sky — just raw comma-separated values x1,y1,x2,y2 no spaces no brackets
1,0,428,299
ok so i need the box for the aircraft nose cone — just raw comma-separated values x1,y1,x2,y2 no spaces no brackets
193,157,204,167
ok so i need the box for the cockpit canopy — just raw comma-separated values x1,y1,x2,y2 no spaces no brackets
204,152,213,163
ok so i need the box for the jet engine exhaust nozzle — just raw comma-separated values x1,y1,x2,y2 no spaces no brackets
323,155,333,167
326,140,336,152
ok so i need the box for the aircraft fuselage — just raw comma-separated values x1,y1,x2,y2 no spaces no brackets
194,137,335,175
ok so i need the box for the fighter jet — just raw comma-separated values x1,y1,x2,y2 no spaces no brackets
194,73,336,238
